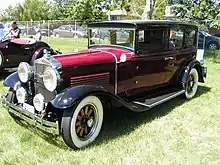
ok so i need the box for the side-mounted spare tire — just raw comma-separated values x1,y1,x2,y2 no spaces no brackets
61,95,104,149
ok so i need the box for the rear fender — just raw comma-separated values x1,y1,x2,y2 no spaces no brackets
181,59,204,89
3,72,22,91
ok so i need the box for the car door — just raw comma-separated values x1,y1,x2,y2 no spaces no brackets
165,26,198,84
117,28,168,95
64,26,73,37
58,26,67,37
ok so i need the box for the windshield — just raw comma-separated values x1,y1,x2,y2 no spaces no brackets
89,28,135,50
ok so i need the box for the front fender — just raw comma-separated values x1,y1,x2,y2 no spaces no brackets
3,72,22,91
50,85,108,109
181,59,204,88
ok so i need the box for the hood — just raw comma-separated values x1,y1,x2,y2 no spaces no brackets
53,46,135,67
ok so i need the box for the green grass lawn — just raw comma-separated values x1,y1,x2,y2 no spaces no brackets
43,37,88,52
0,39,220,164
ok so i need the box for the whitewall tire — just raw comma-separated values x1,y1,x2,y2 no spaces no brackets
61,95,103,149
185,68,199,99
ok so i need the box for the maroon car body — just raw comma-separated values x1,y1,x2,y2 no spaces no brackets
3,20,207,149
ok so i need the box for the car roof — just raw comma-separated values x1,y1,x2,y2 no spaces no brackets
88,19,198,29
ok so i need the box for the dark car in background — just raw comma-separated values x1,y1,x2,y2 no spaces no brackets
0,23,4,38
198,30,220,50
23,26,53,37
0,36,55,72
53,24,87,38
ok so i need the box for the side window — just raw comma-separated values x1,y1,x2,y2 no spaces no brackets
65,26,71,31
138,28,165,52
169,28,184,50
186,29,196,47
138,30,144,42
59,26,65,30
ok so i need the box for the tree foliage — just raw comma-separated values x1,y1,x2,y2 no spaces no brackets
172,0,220,24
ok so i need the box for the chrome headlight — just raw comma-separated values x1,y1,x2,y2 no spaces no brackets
17,62,33,83
16,87,27,103
43,67,59,92
33,93,44,112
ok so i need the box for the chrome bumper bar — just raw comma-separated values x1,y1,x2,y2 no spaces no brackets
4,100,59,135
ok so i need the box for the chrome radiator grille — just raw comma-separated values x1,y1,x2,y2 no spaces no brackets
34,59,56,102
34,62,50,84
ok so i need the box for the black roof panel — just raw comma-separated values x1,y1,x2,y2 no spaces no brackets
88,19,198,29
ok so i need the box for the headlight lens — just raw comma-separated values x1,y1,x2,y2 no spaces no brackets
33,93,44,112
43,67,58,92
16,87,27,103
18,62,33,83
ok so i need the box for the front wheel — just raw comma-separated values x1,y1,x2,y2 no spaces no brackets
184,68,199,99
61,96,104,149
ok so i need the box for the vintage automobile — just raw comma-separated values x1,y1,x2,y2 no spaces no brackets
3,20,207,149
0,34,55,72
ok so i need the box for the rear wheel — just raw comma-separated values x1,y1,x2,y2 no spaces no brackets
207,42,218,51
61,96,104,149
184,68,199,99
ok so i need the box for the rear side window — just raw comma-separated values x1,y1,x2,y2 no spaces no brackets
169,27,184,50
186,29,196,47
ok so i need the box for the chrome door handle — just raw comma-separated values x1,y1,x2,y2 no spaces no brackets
164,56,174,60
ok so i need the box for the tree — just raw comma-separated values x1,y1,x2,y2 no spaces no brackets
172,0,220,22
0,0,52,21
72,0,108,23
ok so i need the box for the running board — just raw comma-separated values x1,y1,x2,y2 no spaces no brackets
133,90,185,110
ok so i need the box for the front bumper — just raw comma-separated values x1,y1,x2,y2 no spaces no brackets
4,100,59,135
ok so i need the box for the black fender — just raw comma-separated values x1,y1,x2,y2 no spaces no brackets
181,59,205,89
3,72,22,91
50,85,109,109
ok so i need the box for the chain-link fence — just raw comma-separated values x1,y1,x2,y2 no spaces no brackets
1,20,91,52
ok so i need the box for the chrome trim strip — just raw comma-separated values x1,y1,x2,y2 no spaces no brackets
134,90,185,108
6,102,59,135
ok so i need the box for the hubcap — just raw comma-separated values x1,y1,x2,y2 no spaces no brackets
186,75,195,93
209,44,217,50
75,104,98,140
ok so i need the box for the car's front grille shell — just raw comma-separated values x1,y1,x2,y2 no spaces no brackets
33,59,56,103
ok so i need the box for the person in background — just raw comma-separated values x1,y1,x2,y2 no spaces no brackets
9,21,21,39
169,30,176,49
34,27,42,41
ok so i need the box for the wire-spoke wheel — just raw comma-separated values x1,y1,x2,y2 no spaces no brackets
61,96,103,149
184,68,199,99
